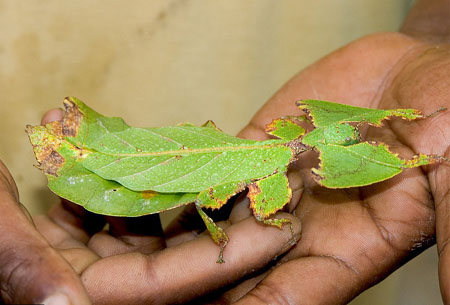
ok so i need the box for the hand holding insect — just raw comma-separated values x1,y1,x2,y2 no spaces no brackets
27,39,449,305
4,3,448,304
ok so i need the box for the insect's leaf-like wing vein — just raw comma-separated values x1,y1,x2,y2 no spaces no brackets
113,156,177,180
94,156,133,172
141,128,184,148
217,149,258,184
343,145,401,168
96,118,113,134
174,126,227,143
150,153,223,188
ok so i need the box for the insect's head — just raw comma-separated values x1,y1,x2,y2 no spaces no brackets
324,123,360,146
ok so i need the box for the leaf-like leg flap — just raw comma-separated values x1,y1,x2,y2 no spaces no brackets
247,170,292,228
296,99,426,128
278,115,312,123
197,181,248,209
265,118,306,141
402,153,445,168
195,181,247,263
313,142,439,188
195,203,229,263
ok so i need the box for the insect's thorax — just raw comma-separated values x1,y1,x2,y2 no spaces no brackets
301,123,360,147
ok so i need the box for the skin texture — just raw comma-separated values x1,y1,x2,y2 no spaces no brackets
0,159,91,305
0,0,449,304
230,36,450,305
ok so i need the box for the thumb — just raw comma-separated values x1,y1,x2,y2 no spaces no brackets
0,161,90,305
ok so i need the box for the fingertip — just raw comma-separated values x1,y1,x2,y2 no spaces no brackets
229,196,251,223
42,293,71,305
224,213,302,265
287,168,304,213
237,123,270,141
41,108,63,125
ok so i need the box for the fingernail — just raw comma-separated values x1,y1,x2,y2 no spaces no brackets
43,293,71,305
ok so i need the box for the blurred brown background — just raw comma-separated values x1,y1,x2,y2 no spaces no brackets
0,1,441,304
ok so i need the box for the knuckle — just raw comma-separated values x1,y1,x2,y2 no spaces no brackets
247,282,293,305
141,254,162,303
0,246,42,302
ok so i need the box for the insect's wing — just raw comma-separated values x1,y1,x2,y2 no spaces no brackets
27,124,197,216
58,97,130,148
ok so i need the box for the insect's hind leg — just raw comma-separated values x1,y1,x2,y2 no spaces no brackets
194,181,247,263
195,202,229,263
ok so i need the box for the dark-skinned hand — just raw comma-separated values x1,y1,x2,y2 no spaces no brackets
1,0,449,304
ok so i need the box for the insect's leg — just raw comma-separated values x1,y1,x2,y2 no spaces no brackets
195,203,229,263
279,115,312,124
247,170,296,244
195,181,247,263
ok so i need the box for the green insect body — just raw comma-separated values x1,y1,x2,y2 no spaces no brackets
27,97,445,262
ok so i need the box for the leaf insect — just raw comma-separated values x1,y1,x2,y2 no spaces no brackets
27,97,448,262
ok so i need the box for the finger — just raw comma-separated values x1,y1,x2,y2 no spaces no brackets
434,164,450,303
433,151,450,302
41,108,63,125
34,214,100,274
234,256,362,305
214,271,269,304
165,204,205,247
47,200,106,244
88,215,165,257
0,161,91,305
81,213,301,305
400,0,450,43
228,194,251,223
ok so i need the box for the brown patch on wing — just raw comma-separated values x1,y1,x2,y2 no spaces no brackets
62,97,83,137
247,181,261,214
142,191,157,199
26,125,65,176
38,150,65,176
45,120,64,137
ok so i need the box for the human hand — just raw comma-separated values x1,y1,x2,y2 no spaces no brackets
25,1,449,304
0,159,91,304
213,33,450,305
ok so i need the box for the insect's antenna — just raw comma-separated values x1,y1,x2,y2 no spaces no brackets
423,107,447,118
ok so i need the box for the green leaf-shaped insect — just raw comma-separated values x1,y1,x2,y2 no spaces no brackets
27,97,446,262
